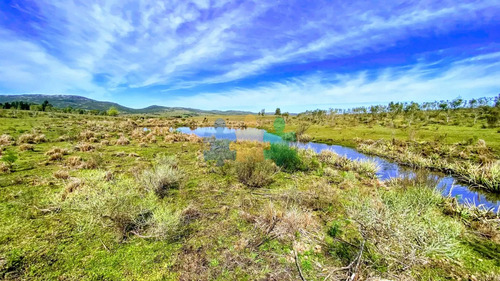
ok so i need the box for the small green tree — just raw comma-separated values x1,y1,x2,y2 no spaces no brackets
107,106,119,116
275,108,281,115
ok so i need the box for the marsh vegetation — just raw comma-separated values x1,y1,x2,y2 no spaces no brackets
0,107,499,280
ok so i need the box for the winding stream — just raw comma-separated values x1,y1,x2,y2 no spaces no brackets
177,126,500,212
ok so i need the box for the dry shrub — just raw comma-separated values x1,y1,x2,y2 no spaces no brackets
79,130,95,141
0,134,14,146
34,134,47,143
75,142,95,152
164,133,202,144
116,136,130,145
57,135,71,142
19,144,34,151
0,162,10,174
81,154,103,169
18,133,36,144
66,156,83,168
45,147,69,156
61,171,180,240
234,159,277,188
100,140,110,146
298,133,312,142
255,202,318,241
53,170,70,179
46,147,69,161
140,161,183,198
346,185,463,274
62,178,83,200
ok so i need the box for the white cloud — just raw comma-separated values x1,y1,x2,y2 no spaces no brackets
165,52,500,112
0,0,499,105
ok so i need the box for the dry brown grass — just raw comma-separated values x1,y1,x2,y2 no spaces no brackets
75,142,95,152
61,178,83,200
0,134,14,146
116,136,130,145
19,143,34,151
66,156,83,168
164,133,202,144
45,147,69,161
53,170,70,179
79,130,95,141
0,162,10,174
255,202,319,241
18,133,47,144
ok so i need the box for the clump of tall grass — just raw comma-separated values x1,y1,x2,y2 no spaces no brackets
455,161,500,192
234,158,277,188
358,140,500,191
255,202,318,241
344,184,464,275
317,150,379,178
139,157,183,198
60,171,180,240
45,147,69,161
18,143,34,151
0,134,14,146
0,161,9,174
116,136,130,145
75,142,95,152
17,133,46,144
264,143,302,172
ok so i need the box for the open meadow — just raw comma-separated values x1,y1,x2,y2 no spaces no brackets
1,109,499,280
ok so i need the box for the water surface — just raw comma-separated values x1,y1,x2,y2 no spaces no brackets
177,126,500,212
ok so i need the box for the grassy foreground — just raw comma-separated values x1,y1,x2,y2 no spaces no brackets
0,110,499,280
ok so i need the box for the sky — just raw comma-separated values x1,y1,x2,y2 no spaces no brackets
0,0,499,112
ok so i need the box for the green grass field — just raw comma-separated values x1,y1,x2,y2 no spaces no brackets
0,110,499,280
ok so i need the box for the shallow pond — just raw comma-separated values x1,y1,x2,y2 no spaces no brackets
177,126,500,212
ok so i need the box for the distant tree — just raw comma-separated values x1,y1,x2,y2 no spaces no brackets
42,100,50,111
260,109,265,116
450,97,463,110
107,106,119,116
275,108,281,115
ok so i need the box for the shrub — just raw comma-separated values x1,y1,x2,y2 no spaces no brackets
140,164,183,198
235,159,277,187
345,184,463,274
264,143,302,172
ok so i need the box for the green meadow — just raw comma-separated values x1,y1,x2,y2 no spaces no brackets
0,108,499,280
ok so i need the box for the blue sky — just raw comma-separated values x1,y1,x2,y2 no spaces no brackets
0,0,499,112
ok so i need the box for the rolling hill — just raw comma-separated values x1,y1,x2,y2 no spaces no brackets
0,94,253,115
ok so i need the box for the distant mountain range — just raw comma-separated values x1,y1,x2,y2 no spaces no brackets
0,94,253,115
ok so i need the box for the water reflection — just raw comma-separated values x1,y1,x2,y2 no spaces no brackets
177,126,500,212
